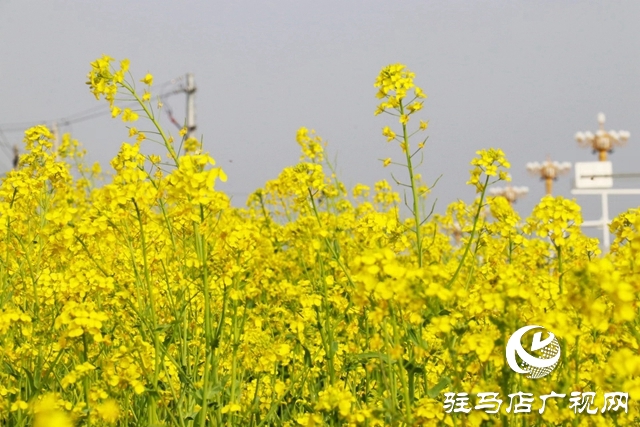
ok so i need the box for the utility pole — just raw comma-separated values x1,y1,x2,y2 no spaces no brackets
185,73,197,140
12,145,18,169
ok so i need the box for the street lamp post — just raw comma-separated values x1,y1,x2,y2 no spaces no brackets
575,113,630,161
526,158,572,195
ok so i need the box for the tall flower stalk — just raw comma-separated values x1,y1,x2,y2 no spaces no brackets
375,64,430,267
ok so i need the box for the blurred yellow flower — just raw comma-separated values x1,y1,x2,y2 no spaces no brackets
141,73,153,85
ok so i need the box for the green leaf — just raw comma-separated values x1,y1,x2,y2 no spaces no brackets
155,323,172,332
402,359,425,374
184,409,200,421
427,377,450,398
195,384,223,401
302,345,313,367
330,340,339,356
354,352,393,364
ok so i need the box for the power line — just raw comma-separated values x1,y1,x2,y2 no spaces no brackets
0,128,13,149
0,77,184,133
185,73,197,140
0,107,108,133
156,76,184,91
0,75,190,171
59,109,111,126
0,104,120,133
0,128,13,170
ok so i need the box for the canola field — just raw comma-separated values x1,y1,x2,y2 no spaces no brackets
0,57,638,426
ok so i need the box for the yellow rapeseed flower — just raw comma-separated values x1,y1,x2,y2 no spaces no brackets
141,73,153,85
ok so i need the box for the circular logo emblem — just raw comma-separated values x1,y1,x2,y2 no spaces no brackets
506,325,561,379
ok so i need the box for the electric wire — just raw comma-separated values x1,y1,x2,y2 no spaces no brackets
0,77,183,133
0,76,186,170
0,128,15,170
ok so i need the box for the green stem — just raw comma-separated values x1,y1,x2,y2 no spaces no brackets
121,82,179,166
447,175,490,288
82,333,91,413
390,306,412,423
399,101,423,268
557,245,563,295
196,204,214,427
132,198,161,423
228,276,240,427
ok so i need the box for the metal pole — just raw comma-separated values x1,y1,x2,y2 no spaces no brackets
12,145,18,169
545,177,553,195
601,191,610,248
572,188,640,249
186,73,196,140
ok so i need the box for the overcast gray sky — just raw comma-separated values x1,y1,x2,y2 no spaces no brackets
1,1,639,240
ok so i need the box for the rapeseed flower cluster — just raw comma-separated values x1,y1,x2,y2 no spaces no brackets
0,58,638,427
